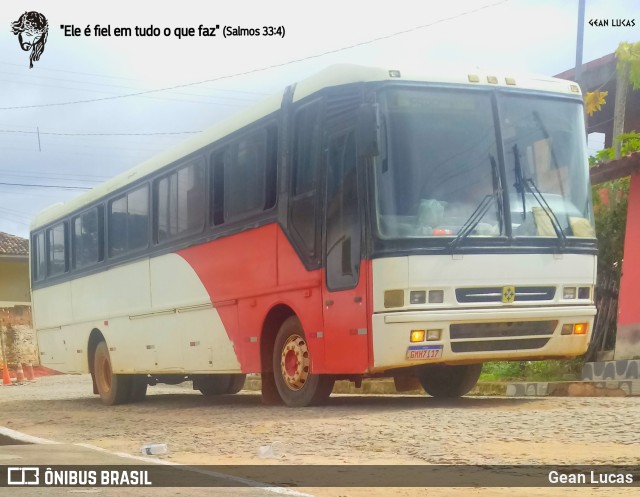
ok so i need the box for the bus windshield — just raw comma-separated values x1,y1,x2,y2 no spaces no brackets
374,88,595,242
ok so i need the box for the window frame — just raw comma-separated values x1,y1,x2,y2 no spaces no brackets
153,157,206,244
107,183,150,259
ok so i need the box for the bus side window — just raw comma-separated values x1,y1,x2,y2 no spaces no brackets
290,101,322,259
325,129,360,290
155,159,205,243
225,130,267,220
210,149,226,226
72,207,103,269
108,185,149,257
32,231,46,281
47,222,68,277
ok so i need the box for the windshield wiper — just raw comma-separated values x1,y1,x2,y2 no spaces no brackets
512,143,567,248
512,144,527,220
448,192,498,252
525,177,568,249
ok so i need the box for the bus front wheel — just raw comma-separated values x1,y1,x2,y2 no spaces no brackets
93,341,132,405
417,363,483,398
272,316,334,407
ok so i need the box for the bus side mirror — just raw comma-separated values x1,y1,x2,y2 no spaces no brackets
357,103,380,158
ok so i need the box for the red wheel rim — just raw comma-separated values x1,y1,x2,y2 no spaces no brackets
280,334,310,391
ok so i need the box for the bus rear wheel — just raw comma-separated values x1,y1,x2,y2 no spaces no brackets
273,316,334,407
94,341,132,405
417,363,483,398
195,374,246,396
129,375,148,402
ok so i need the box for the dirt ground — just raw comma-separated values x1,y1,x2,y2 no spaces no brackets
1,374,638,497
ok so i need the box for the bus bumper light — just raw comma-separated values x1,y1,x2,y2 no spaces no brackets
426,329,442,341
561,323,588,335
410,330,425,342
573,323,588,335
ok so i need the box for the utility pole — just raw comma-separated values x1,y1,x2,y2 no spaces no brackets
575,0,585,87
575,0,588,134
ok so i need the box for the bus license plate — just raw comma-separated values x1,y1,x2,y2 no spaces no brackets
406,345,443,360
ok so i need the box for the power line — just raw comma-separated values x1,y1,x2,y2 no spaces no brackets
0,182,91,190
0,129,200,136
0,78,254,108
0,60,271,96
0,0,509,111
1,69,263,102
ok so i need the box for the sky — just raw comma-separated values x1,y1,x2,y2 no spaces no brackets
0,0,637,237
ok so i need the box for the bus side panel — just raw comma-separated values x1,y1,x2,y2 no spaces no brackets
149,254,241,372
178,224,327,373
275,227,325,372
321,262,370,374
178,224,278,372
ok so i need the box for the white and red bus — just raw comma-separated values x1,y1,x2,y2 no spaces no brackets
30,65,597,407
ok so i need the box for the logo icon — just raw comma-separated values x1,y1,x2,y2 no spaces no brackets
501,286,515,304
7,467,39,486
11,11,48,69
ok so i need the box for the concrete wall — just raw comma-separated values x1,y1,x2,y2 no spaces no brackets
0,259,30,306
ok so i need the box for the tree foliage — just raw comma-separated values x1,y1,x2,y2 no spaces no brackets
584,41,640,114
615,41,640,90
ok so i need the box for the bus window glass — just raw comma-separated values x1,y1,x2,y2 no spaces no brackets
290,103,321,255
375,89,501,239
109,185,149,257
73,208,101,269
33,231,46,281
47,222,67,276
374,89,594,242
500,95,595,238
127,186,149,251
225,130,266,219
326,129,360,289
156,160,205,242
293,104,321,196
210,150,226,226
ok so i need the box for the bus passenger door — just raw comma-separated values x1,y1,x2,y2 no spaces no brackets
322,128,369,373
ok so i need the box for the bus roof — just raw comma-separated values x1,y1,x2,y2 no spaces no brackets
30,64,581,231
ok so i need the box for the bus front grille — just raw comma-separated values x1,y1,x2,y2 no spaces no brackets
456,286,556,303
451,337,551,353
450,320,558,339
449,320,557,353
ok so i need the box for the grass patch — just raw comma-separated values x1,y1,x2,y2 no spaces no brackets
480,359,583,382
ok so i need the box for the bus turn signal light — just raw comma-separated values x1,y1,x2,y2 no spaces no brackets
573,323,587,335
561,323,588,335
410,330,426,342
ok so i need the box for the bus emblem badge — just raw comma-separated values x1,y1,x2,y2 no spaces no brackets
502,286,515,304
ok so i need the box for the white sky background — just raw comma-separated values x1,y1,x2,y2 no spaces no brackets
0,0,637,237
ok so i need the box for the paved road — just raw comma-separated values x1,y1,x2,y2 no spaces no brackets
1,374,638,497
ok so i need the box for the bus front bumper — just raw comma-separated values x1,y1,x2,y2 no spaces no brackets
370,305,596,373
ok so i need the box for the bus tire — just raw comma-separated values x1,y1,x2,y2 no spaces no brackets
129,375,148,403
196,374,246,396
273,316,334,407
197,375,231,396
418,363,483,398
226,374,246,394
94,341,132,406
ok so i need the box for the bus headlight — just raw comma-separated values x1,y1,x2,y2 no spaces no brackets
426,329,442,341
563,287,577,299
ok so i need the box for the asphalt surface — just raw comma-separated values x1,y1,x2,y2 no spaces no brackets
0,433,312,497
